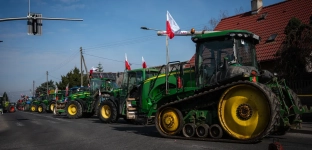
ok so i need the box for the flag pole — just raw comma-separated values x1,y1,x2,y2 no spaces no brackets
165,35,169,94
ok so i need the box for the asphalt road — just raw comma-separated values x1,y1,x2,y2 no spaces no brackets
1,111,312,150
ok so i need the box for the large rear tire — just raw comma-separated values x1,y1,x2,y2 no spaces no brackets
218,83,279,140
98,100,118,123
65,101,83,119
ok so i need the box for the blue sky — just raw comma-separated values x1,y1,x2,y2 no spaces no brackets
0,0,283,101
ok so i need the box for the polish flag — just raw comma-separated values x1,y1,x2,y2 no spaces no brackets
166,11,181,39
125,53,131,70
142,56,147,68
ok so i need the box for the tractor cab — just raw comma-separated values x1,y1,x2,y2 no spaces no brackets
192,30,260,87
123,68,158,98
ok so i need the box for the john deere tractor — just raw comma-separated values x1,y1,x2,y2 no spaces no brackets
99,29,311,143
63,76,120,119
97,68,160,124
53,88,80,116
37,93,59,113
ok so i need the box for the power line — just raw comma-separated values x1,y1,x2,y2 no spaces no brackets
49,50,80,73
84,53,140,66
48,74,61,81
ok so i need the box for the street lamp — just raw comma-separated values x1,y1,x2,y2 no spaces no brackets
0,40,3,42
141,26,170,94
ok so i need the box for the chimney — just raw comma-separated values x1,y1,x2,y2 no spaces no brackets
251,0,263,14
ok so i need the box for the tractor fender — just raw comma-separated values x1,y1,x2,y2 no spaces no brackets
105,96,119,113
74,99,86,110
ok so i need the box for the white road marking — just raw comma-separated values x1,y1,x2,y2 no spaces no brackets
31,120,42,125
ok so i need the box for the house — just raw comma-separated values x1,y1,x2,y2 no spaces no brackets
186,0,312,73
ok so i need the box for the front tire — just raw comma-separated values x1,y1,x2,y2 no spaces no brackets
38,104,46,113
98,100,118,123
65,101,83,119
155,107,184,136
30,105,37,112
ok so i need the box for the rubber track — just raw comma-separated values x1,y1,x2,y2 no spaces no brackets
156,80,280,144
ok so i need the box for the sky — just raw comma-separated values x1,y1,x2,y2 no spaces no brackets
0,0,283,102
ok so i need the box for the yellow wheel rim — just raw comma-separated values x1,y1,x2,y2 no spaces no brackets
50,104,55,111
101,105,111,119
31,106,36,112
158,108,181,135
67,104,77,116
218,84,270,140
38,106,42,112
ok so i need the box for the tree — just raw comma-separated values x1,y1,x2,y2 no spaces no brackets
36,80,55,95
275,17,312,79
97,62,104,72
56,66,88,90
206,8,244,31
207,10,229,31
2,92,9,102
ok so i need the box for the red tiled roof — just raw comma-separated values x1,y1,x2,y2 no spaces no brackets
186,0,312,68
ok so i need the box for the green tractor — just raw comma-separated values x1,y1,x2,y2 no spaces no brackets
97,68,159,124
62,76,120,119
100,29,311,143
37,93,58,113
29,97,41,112
53,88,81,116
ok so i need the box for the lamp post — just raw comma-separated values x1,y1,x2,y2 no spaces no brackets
141,26,170,94
0,41,3,43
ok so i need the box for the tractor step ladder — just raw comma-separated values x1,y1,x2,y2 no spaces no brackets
126,98,137,119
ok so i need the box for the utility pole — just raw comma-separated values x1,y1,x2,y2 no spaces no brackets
80,47,83,87
46,71,49,95
33,80,35,97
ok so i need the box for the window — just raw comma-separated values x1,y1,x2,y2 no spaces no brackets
266,33,278,42
257,12,268,21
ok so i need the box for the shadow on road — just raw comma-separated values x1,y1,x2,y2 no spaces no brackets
110,125,162,138
288,129,312,135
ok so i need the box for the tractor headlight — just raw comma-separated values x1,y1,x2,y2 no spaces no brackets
243,72,250,77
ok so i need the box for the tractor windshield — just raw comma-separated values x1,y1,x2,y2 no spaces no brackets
146,71,158,79
234,38,257,67
128,71,142,85
196,36,258,86
108,81,119,89
197,37,257,70
90,79,102,93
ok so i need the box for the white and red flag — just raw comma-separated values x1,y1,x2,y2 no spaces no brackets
142,56,147,68
166,11,181,39
125,53,131,70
